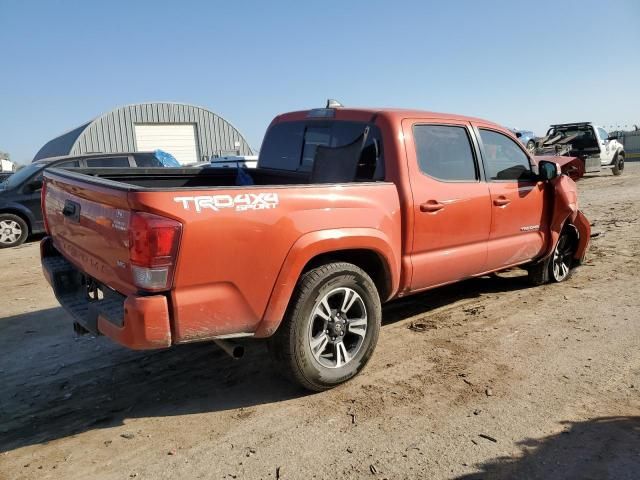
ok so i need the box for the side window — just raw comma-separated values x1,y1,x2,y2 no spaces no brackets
413,125,478,181
479,129,532,181
56,160,80,168
85,156,131,168
598,128,608,141
133,155,164,167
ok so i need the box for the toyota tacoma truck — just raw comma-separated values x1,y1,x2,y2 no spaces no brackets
536,122,625,175
41,105,591,391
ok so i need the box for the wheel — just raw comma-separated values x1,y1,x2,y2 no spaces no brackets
612,154,624,176
526,140,536,155
527,229,577,285
268,262,381,391
0,214,28,248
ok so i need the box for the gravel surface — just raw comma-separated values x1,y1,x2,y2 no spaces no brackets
1,164,639,479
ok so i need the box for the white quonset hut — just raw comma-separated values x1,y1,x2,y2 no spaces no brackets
34,102,253,165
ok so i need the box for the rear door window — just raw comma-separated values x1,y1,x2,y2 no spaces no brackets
84,156,131,168
413,125,478,181
479,129,532,181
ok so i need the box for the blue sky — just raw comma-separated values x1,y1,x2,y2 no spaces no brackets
1,0,639,163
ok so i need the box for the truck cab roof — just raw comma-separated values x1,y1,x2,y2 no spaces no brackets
273,107,504,130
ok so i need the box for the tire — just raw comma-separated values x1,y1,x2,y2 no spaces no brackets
526,140,536,155
527,229,577,285
268,262,381,391
612,153,624,176
0,213,28,248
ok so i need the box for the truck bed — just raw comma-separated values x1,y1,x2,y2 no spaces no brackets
58,166,314,190
42,166,401,346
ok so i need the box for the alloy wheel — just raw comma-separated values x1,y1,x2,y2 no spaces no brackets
551,235,574,281
0,220,22,245
307,287,368,368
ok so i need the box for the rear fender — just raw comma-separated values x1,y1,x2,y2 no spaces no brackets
253,228,400,338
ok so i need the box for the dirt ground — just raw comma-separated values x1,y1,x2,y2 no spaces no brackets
1,164,639,480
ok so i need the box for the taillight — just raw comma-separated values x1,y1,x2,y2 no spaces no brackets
128,212,182,291
41,180,50,234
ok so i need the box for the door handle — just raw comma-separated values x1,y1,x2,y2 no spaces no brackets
420,200,445,212
493,196,511,207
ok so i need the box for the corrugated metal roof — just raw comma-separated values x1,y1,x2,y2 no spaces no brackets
34,102,252,161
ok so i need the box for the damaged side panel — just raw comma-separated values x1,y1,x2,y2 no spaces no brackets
541,174,590,263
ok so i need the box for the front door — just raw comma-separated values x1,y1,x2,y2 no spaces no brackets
597,127,615,166
474,126,548,270
402,120,491,291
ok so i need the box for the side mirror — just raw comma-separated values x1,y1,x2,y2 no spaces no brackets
538,160,560,181
28,179,43,191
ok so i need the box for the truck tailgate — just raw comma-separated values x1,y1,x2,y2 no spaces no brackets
44,170,137,296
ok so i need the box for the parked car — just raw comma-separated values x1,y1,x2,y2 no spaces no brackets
511,128,537,154
0,152,174,248
40,105,591,391
536,123,625,175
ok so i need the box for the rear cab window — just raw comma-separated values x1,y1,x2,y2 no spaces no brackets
258,120,384,181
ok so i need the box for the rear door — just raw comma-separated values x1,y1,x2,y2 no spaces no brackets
475,125,548,270
402,119,491,290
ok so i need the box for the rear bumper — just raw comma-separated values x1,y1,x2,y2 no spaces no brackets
41,237,172,350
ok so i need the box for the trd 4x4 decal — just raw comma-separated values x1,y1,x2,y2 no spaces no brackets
174,193,279,213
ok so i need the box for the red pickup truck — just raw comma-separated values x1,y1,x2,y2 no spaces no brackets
41,106,590,391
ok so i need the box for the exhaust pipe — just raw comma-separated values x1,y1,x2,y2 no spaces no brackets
213,339,245,360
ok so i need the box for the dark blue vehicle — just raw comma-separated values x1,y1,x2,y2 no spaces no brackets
0,152,176,248
511,129,537,154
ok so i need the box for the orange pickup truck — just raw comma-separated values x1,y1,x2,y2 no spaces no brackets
41,105,590,390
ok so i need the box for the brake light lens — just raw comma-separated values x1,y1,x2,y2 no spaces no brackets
128,212,182,291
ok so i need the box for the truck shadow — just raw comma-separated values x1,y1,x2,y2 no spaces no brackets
454,416,640,480
0,271,532,453
382,271,529,325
